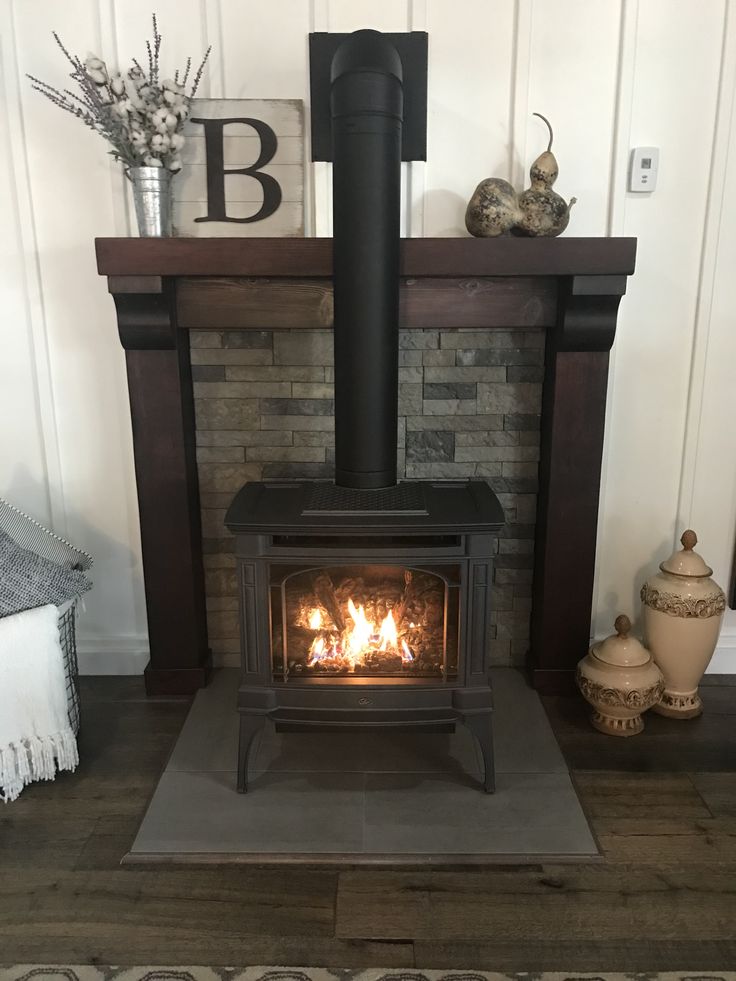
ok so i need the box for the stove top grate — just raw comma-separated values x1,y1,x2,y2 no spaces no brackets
302,482,428,515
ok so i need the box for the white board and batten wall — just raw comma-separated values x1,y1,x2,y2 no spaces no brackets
2,0,735,673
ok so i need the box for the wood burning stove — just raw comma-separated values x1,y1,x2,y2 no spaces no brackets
225,30,504,792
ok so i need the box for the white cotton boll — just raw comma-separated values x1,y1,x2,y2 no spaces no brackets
167,157,182,173
177,105,189,120
170,133,185,151
165,113,178,130
85,54,106,71
162,78,177,91
130,130,146,146
163,90,177,105
87,68,108,85
110,74,125,96
152,107,168,124
156,122,169,136
144,156,163,167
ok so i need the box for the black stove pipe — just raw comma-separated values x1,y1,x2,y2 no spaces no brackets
330,31,403,489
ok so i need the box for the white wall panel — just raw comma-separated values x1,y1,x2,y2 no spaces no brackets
592,0,726,637
13,0,148,668
681,11,736,671
525,0,622,236
219,0,312,98
422,0,516,236
0,18,54,526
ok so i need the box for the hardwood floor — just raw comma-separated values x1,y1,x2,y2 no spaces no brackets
1,674,735,970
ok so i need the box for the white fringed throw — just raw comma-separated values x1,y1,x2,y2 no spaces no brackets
0,603,78,802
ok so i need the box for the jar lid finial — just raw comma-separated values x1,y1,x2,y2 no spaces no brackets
614,614,631,638
681,529,697,551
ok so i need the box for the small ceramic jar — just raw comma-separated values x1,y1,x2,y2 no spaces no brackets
576,614,664,737
641,530,726,718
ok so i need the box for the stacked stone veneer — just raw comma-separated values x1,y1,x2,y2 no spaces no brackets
191,327,543,668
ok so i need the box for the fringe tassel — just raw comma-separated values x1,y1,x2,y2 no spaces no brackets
0,728,78,803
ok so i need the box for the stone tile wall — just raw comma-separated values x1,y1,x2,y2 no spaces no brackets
191,327,543,668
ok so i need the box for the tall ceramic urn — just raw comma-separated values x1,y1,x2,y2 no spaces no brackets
641,530,726,718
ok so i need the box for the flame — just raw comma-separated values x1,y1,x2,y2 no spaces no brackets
378,609,398,651
306,597,415,671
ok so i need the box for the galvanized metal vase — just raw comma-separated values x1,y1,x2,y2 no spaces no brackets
129,166,172,237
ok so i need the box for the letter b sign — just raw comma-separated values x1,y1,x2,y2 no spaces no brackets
174,100,304,236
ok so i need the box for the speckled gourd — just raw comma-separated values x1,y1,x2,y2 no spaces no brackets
464,177,520,238
513,113,577,238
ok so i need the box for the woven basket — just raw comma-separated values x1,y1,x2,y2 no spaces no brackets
0,498,92,735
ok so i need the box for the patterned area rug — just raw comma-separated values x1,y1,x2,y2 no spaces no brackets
1,970,735,981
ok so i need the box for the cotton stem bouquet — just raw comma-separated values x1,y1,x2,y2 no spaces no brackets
28,14,211,176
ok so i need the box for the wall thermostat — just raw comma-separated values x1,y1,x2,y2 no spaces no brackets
629,147,659,192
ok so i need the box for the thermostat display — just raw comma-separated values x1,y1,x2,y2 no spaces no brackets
629,147,659,192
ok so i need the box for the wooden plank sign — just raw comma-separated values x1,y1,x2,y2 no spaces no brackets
173,99,304,237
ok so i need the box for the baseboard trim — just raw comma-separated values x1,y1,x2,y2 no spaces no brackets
76,637,149,675
708,630,736,674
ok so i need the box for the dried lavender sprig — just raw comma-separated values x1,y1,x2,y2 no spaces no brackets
29,75,137,161
190,46,211,98
52,31,81,73
145,39,154,82
181,56,192,89
29,81,137,167
151,13,161,86
29,17,210,174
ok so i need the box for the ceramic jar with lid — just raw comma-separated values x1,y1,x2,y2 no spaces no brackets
576,614,664,736
641,530,726,718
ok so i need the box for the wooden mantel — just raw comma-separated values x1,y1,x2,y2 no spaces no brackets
96,236,636,695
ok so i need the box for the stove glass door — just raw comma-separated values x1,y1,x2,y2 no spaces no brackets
270,563,460,682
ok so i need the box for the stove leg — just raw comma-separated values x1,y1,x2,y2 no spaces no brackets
463,711,495,793
237,713,266,793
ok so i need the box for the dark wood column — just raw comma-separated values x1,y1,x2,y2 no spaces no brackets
110,275,211,695
529,274,628,692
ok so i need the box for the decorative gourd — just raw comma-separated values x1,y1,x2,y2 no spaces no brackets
513,113,577,238
464,177,520,238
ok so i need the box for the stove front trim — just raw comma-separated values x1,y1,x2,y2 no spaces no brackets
233,527,497,793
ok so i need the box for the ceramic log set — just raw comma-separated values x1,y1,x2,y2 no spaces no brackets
641,530,726,718
465,113,577,238
576,614,664,737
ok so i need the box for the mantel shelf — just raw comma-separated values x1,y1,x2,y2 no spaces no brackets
96,236,637,279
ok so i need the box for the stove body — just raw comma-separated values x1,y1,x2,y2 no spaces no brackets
227,479,504,792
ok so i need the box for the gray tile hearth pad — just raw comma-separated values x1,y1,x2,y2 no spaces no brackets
128,669,597,862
